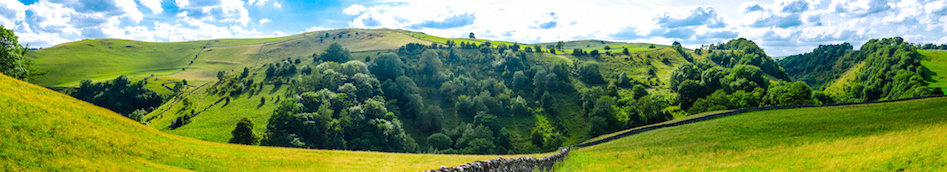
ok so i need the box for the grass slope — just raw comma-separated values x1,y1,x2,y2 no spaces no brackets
557,97,947,171
27,39,206,86
0,74,554,171
27,29,432,87
920,50,947,93
533,40,670,54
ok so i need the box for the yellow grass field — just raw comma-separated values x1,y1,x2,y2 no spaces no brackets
0,74,554,171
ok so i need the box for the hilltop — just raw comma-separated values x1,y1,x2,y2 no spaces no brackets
27,29,432,87
0,73,552,171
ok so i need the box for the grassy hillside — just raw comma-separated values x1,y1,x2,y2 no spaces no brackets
27,29,432,87
0,74,556,171
556,97,947,171
533,40,670,54
26,39,207,86
919,50,947,93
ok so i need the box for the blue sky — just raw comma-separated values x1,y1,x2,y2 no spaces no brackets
3,0,947,56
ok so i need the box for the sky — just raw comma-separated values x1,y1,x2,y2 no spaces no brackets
3,0,947,56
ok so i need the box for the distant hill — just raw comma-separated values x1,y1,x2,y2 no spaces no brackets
27,29,432,87
0,73,551,171
778,43,860,89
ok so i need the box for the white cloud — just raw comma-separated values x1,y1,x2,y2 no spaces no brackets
139,0,163,14
273,1,281,8
174,0,251,26
254,0,268,6
0,0,28,27
272,31,285,36
304,26,330,32
259,18,271,24
343,4,368,15
175,0,189,8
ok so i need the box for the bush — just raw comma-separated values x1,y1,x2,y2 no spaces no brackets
426,133,453,150
229,117,261,145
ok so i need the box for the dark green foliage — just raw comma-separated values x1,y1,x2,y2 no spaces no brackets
726,65,768,92
707,38,790,80
638,95,670,122
419,106,444,133
541,91,556,113
763,82,815,105
129,109,147,123
420,50,442,75
266,63,417,153
648,44,655,48
669,63,701,90
319,42,351,63
778,43,856,88
631,84,648,100
369,53,406,81
427,133,452,150
811,91,835,104
512,71,529,90
511,96,527,116
844,37,934,101
0,25,45,81
588,96,617,136
671,44,693,62
577,61,605,84
229,117,261,145
71,76,163,116
623,48,630,55
241,67,250,78
530,128,544,147
265,64,277,77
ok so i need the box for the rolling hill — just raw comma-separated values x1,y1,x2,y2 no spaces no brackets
919,50,947,93
26,28,790,155
27,29,433,87
0,73,553,171
555,96,947,171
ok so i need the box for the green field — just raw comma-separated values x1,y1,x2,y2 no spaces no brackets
0,74,558,171
556,97,947,171
533,40,670,54
27,29,433,87
26,39,207,86
920,50,947,93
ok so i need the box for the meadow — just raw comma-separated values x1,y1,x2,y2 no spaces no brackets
919,50,947,93
556,96,947,171
0,74,556,171
26,39,206,86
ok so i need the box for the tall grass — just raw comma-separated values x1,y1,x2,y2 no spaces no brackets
0,74,556,171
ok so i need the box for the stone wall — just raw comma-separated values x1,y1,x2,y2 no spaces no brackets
423,147,570,172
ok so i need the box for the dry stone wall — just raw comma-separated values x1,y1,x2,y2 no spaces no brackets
423,147,570,172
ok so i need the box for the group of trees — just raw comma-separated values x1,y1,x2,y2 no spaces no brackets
71,76,164,122
263,58,418,152
669,62,775,113
778,43,857,88
706,38,790,80
843,37,937,101
192,36,943,155
918,43,947,50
